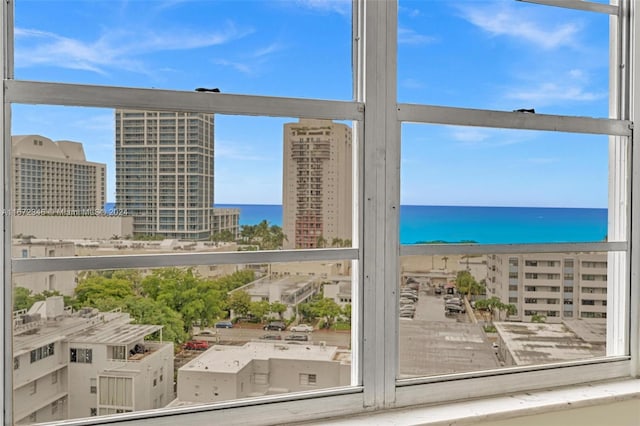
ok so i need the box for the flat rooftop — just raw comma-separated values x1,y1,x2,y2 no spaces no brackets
239,275,316,298
180,341,347,374
399,320,499,378
494,321,605,366
14,310,160,355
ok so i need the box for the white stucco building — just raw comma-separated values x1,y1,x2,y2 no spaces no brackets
13,297,174,424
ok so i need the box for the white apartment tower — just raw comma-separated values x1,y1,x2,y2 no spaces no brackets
282,119,352,249
115,110,214,240
486,253,608,323
11,135,106,212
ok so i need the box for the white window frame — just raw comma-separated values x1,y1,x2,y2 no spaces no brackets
1,1,639,425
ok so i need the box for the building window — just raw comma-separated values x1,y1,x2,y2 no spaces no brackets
90,408,97,417
51,371,58,385
30,343,55,363
90,378,97,394
299,373,317,386
70,348,93,364
13,357,19,370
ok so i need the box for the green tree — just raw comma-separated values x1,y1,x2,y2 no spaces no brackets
531,313,546,323
14,287,34,311
74,275,135,306
228,290,251,317
270,301,287,319
455,270,485,300
316,235,327,248
312,297,342,327
342,303,352,323
250,300,271,322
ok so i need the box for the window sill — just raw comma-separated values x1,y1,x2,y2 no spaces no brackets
297,379,640,425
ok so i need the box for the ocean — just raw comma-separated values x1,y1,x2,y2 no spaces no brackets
106,203,608,245
219,204,608,245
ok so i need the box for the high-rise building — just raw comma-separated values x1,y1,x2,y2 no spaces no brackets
282,119,352,249
11,135,106,212
115,110,214,240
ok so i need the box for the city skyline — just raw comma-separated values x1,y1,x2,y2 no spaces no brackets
11,0,610,208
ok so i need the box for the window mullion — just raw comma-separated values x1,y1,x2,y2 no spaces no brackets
1,0,14,425
361,0,398,409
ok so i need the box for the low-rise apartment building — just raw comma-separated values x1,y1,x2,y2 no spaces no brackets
486,253,608,323
13,297,174,424
173,341,351,405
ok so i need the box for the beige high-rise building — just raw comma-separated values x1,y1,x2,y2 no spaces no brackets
282,119,352,249
11,135,106,212
115,110,214,240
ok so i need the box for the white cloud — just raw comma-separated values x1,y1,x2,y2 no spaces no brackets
449,127,527,147
401,78,426,90
527,157,559,164
506,82,605,105
295,0,350,16
457,2,581,50
15,22,252,75
398,27,436,45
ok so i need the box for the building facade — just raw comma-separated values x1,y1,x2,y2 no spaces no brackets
13,297,174,424
12,239,77,295
115,110,214,240
282,119,352,249
486,253,608,323
11,135,106,212
173,341,351,405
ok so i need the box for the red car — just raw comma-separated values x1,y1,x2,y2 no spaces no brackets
184,340,209,350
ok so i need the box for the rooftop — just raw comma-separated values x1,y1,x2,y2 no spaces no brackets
180,341,348,374
494,321,605,366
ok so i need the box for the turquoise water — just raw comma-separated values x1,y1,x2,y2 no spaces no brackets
217,204,608,245
107,203,608,244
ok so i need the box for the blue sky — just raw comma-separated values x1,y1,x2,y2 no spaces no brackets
11,0,611,208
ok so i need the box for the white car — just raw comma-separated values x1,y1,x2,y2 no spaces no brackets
289,324,314,333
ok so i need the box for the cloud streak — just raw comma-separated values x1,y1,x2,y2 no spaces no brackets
15,21,253,75
456,2,581,50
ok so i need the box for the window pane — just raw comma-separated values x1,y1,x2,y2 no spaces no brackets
10,106,355,250
398,0,611,118
14,0,352,100
12,262,354,422
401,124,610,244
399,251,618,379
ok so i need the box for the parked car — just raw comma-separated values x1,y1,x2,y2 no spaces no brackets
214,321,233,328
183,340,208,350
445,304,465,314
197,329,216,336
400,293,418,302
399,297,415,305
399,310,414,318
434,287,443,295
285,334,309,341
260,334,282,340
264,321,286,331
289,324,314,333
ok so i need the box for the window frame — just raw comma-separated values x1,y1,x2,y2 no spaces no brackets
1,1,639,425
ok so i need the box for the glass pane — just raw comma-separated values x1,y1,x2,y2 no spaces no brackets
401,124,609,244
398,251,616,379
10,105,355,249
15,0,352,100
13,262,354,422
398,0,611,117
